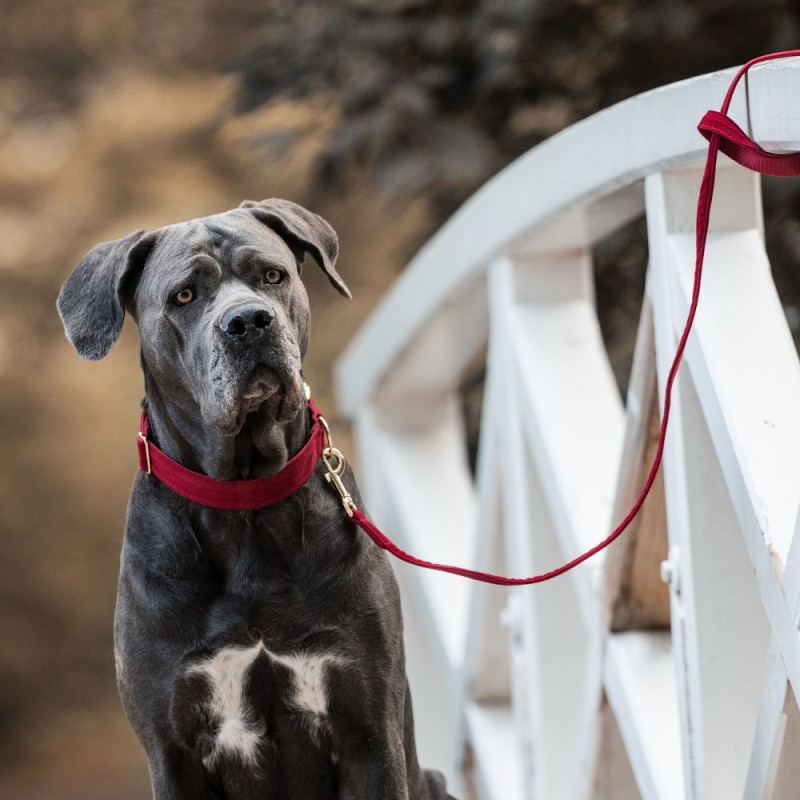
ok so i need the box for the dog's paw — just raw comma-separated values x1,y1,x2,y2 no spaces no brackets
423,768,457,799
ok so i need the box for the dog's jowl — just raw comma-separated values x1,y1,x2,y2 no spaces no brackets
58,199,456,800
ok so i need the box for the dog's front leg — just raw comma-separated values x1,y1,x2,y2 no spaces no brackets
146,744,222,800
334,731,410,800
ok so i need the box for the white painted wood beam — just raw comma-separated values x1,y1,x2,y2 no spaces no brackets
463,702,525,800
744,641,791,798
604,631,683,800
353,400,475,672
503,251,624,623
463,332,510,704
646,170,707,799
490,258,599,800
675,366,770,799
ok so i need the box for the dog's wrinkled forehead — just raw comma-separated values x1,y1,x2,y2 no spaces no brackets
202,209,299,264
142,210,297,288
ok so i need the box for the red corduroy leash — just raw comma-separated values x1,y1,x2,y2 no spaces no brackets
137,51,800,584
347,50,800,584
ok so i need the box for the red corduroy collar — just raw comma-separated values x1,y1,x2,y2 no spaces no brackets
136,398,328,510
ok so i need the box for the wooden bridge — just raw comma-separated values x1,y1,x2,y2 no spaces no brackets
334,58,800,799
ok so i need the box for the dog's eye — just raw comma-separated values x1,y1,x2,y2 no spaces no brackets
173,288,195,306
264,269,284,285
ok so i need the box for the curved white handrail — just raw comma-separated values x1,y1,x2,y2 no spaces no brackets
335,59,800,414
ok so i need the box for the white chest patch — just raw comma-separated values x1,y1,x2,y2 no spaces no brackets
186,641,340,769
266,648,337,717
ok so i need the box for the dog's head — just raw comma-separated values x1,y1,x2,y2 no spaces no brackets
57,199,350,433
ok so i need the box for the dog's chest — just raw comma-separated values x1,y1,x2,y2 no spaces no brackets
185,639,341,769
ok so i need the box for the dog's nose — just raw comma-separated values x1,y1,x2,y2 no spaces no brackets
220,305,274,339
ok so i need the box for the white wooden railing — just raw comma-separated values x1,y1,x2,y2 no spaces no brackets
334,59,800,800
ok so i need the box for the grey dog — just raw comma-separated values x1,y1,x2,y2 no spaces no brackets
57,199,455,800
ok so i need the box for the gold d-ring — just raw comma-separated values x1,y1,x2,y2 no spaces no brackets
138,432,152,474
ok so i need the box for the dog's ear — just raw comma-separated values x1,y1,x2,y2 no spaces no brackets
239,199,351,299
57,229,156,360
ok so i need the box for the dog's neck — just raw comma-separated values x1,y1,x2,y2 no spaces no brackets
142,377,310,482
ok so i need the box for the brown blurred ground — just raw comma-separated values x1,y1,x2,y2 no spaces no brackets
2,0,800,796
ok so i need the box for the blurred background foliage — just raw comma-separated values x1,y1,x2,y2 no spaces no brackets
1,0,799,796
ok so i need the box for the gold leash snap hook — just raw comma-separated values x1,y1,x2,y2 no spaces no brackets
318,414,357,517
